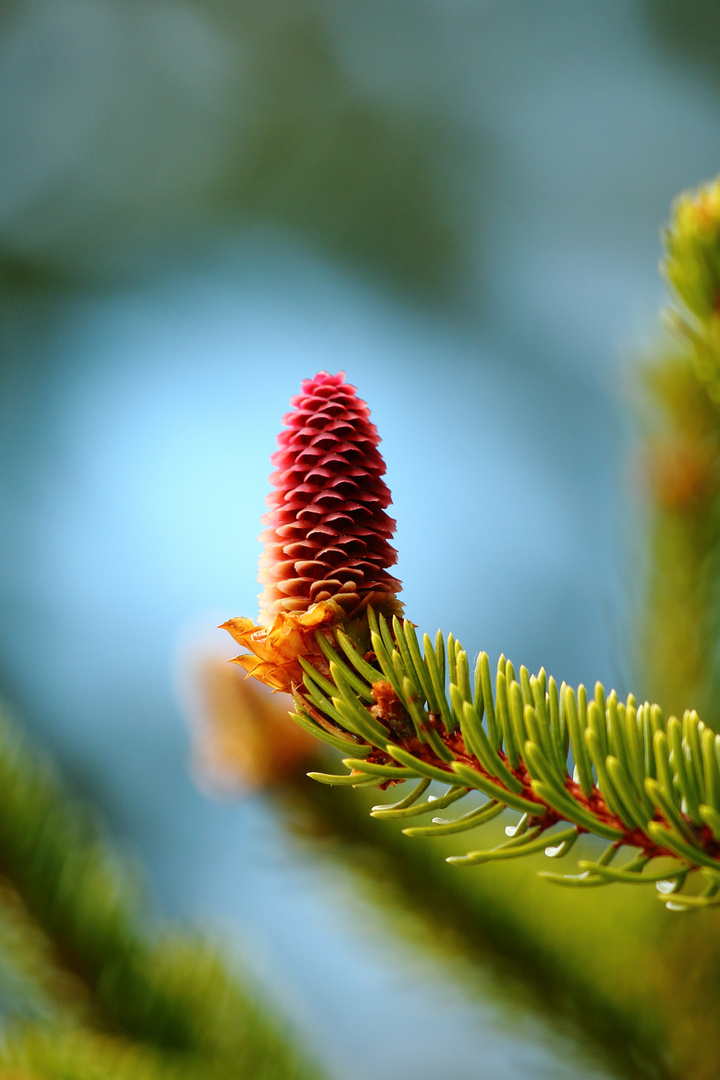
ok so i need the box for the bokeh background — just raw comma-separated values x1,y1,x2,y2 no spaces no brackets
1,2,719,1077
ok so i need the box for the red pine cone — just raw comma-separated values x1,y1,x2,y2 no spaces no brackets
257,371,402,624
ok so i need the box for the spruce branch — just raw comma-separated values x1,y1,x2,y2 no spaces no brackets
226,179,720,913
291,610,720,911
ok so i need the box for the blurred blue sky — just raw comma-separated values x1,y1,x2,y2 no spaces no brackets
1,1,719,1076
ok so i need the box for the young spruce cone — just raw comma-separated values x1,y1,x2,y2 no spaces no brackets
223,371,402,693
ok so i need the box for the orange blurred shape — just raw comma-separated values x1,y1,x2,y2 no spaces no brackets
191,657,319,795
646,437,718,512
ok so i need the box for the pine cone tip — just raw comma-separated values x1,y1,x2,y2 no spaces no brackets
257,370,402,624
224,372,403,694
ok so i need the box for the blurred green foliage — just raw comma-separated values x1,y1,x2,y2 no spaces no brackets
283,780,670,1080
0,705,324,1079
279,753,720,1080
636,175,720,722
645,0,720,91
635,352,720,721
0,1,471,298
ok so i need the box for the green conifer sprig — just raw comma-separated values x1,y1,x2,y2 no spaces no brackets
294,609,720,911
